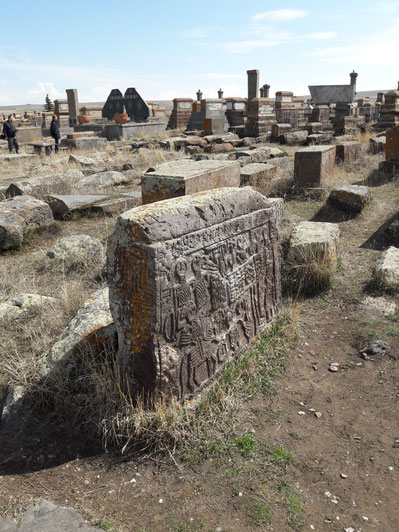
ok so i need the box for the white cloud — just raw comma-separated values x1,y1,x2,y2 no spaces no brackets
252,9,307,22
304,21,399,67
222,30,336,54
27,81,63,101
308,32,337,40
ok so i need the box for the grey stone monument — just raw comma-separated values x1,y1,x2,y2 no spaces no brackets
247,69,259,101
66,89,79,126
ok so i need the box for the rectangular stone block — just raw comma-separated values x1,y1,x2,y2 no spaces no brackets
141,159,240,205
294,145,336,186
386,126,399,159
335,141,361,163
107,187,282,398
240,163,276,187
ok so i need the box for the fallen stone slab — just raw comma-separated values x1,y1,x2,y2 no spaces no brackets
335,141,361,163
240,163,276,187
235,146,285,164
0,154,36,163
5,175,62,199
0,499,104,531
108,187,281,399
43,194,108,218
281,130,308,145
46,234,104,268
203,133,239,144
328,185,371,213
374,246,399,288
90,193,141,215
0,195,54,250
287,221,340,267
204,142,234,153
306,132,334,145
369,136,386,154
68,154,96,166
142,159,240,204
66,137,107,151
76,170,128,191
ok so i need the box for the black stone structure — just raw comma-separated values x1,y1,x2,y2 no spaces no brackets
102,88,150,122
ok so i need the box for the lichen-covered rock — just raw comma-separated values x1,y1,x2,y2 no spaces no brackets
0,293,57,321
76,171,128,191
68,154,96,166
374,246,399,287
40,287,115,374
0,499,104,531
328,185,371,213
46,234,104,269
0,195,54,250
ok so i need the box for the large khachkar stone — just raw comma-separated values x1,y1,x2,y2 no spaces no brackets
108,187,282,399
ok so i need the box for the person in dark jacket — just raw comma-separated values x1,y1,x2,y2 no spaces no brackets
2,114,19,154
50,114,61,153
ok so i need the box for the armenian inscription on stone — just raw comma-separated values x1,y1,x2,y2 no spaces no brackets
108,187,281,399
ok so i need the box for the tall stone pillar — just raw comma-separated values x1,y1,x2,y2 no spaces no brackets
66,89,79,126
247,70,259,101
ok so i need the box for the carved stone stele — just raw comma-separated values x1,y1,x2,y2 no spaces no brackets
107,187,282,400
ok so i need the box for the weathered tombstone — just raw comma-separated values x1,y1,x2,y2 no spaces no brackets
124,88,150,122
275,91,305,127
107,187,282,398
66,89,79,126
102,89,124,120
247,69,259,101
294,146,336,186
225,98,247,127
376,86,399,130
202,99,227,135
141,159,240,204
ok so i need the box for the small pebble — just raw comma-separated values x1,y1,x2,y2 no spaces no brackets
216,528,222,532
238,491,243,497
159,498,163,503
329,363,339,372
340,473,347,479
298,411,306,415
324,491,331,498
310,526,315,530
388,466,394,471
315,411,322,418
362,515,369,521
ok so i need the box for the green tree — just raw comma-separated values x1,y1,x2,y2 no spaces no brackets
44,93,54,112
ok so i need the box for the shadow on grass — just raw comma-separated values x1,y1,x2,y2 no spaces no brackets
360,212,399,251
354,168,398,188
311,202,358,223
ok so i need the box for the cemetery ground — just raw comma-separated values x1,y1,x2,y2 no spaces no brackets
0,139,398,532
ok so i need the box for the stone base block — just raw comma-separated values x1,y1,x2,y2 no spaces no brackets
369,136,386,154
141,159,240,204
335,141,361,163
379,158,399,174
375,246,399,287
294,145,336,186
66,137,107,151
287,221,340,268
240,163,276,187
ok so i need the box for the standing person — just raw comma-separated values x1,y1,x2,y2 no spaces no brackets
50,114,61,154
2,114,19,154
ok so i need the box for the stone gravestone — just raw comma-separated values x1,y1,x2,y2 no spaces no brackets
102,89,124,119
108,187,282,399
124,87,150,122
66,89,79,126
247,69,259,101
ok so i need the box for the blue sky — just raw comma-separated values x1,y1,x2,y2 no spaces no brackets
1,0,398,105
